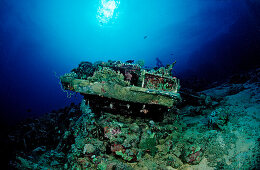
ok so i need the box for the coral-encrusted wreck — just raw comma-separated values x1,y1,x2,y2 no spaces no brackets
60,60,181,116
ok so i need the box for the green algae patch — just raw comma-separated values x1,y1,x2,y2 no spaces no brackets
139,136,158,156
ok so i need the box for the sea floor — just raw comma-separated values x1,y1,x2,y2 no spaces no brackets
7,70,260,169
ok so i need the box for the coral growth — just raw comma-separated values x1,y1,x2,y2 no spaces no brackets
88,67,129,86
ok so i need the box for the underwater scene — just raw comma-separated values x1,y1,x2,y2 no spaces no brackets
1,0,259,169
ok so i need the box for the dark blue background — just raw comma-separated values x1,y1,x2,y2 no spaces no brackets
0,0,259,125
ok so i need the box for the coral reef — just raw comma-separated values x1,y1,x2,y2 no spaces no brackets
7,68,259,169
71,61,97,79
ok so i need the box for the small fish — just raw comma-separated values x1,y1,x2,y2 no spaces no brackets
144,35,148,39
126,60,134,63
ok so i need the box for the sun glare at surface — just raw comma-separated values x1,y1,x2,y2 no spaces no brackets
97,0,120,26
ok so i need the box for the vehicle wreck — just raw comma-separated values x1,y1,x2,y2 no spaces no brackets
60,60,181,117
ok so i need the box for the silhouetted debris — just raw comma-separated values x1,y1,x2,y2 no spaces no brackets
125,60,134,64
156,57,164,68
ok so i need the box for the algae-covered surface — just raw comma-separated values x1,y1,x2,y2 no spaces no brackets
7,69,260,169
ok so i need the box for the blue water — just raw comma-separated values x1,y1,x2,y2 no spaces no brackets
0,0,259,124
